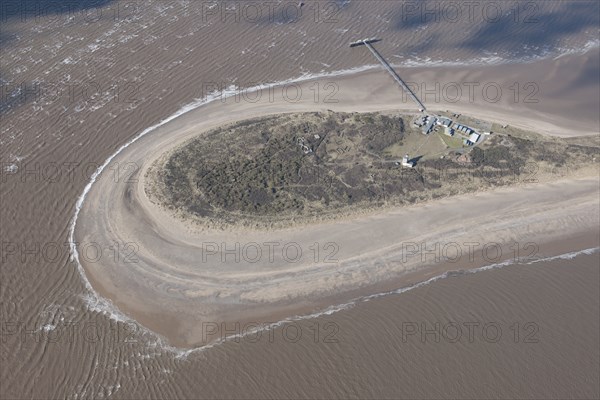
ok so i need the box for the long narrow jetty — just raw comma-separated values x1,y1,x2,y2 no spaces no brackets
352,39,426,112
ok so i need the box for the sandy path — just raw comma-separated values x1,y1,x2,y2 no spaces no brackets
74,68,600,347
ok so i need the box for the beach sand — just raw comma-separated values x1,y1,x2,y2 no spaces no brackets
73,69,600,347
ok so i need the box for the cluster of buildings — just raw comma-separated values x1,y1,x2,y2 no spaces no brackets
413,114,482,146
414,115,438,135
453,123,473,134
452,123,481,145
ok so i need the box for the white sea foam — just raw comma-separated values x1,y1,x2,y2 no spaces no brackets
554,38,600,60
394,40,599,68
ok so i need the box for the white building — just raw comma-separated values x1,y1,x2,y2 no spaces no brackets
422,116,437,134
437,117,452,127
467,132,480,145
401,154,414,168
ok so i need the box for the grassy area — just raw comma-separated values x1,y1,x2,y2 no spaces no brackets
146,111,600,228
438,132,466,149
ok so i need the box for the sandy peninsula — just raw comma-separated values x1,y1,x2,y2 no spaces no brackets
73,63,600,347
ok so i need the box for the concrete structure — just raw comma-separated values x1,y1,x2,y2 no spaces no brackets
349,38,380,47
401,154,414,168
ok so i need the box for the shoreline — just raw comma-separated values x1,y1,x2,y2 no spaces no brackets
83,228,600,350
72,55,600,349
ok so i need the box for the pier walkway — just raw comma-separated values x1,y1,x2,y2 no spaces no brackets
352,39,426,112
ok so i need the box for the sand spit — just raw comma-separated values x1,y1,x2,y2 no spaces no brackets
72,69,600,347
2,1,599,396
